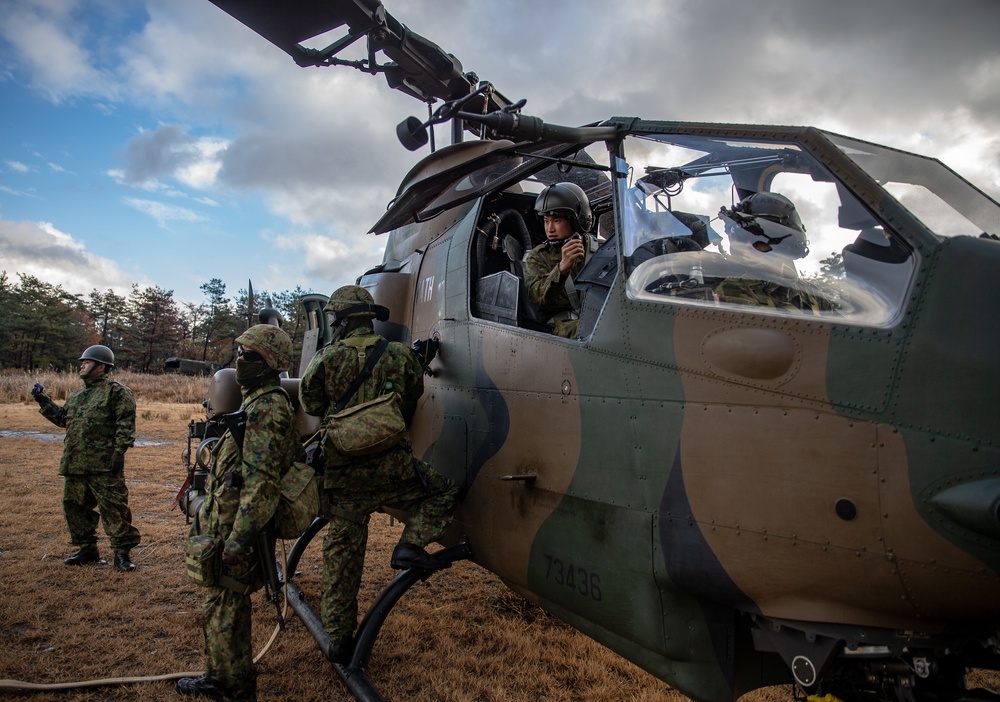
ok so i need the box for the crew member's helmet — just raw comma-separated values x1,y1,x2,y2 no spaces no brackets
235,324,291,372
534,182,594,233
323,285,388,323
80,345,116,368
720,191,809,258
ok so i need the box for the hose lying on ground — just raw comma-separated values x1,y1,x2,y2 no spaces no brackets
0,542,290,692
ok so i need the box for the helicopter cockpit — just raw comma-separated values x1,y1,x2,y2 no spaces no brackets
372,122,999,341
621,134,918,326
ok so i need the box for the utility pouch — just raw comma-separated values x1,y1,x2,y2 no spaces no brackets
326,393,406,457
184,535,222,588
274,461,320,539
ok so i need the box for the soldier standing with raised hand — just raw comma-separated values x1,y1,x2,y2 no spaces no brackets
33,344,140,572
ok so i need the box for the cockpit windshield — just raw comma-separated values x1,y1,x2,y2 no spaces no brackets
620,133,920,326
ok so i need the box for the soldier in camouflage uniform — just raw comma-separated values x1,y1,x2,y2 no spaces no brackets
177,324,304,702
524,182,598,338
714,192,834,314
299,285,459,664
33,344,140,572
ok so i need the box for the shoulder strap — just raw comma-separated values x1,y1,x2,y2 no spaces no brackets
334,338,390,413
225,386,289,459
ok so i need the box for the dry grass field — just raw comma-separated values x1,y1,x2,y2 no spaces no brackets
0,371,995,702
0,372,687,702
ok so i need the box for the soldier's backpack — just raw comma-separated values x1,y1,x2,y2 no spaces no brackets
324,338,406,457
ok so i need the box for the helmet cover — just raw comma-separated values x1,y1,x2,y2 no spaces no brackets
235,324,292,372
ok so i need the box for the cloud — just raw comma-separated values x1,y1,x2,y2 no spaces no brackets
0,0,121,104
123,197,206,227
0,185,38,198
119,125,220,186
271,230,386,288
5,160,29,173
0,219,140,294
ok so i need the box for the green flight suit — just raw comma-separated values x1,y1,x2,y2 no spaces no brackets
714,275,834,313
523,236,593,338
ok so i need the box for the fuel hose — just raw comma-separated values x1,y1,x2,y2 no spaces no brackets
0,542,290,692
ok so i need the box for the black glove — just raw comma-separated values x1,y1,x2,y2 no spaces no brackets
412,338,440,368
31,383,47,405
110,451,125,473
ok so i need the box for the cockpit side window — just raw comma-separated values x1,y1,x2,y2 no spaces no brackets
469,145,615,337
621,134,917,326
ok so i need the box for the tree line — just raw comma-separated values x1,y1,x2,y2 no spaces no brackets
0,271,317,376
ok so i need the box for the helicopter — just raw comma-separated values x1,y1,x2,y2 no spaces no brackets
195,2,1000,701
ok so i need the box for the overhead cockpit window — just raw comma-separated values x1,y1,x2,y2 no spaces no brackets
824,132,1000,240
621,134,917,326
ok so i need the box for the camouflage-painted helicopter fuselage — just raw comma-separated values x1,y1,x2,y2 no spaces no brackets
343,124,1000,702
203,2,1000,700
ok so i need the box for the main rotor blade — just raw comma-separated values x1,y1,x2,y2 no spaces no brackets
206,0,382,65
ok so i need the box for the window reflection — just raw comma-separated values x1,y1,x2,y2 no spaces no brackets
622,134,916,326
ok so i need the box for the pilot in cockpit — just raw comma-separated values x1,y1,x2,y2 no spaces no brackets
524,182,599,338
714,191,834,313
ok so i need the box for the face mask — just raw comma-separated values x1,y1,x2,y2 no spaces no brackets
235,358,265,388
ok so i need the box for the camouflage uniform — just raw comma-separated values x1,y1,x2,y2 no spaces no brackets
196,381,302,702
524,238,592,338
299,327,459,644
714,275,834,313
38,375,140,554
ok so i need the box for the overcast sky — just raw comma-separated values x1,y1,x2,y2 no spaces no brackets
2,0,998,305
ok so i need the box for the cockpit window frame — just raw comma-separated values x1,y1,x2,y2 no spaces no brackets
371,140,597,234
615,129,923,328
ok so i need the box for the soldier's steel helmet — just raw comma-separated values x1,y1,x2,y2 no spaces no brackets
534,182,594,233
79,344,115,368
235,324,291,372
721,191,809,258
324,285,388,322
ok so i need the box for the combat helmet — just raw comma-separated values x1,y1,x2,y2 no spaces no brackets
720,191,809,258
80,344,115,368
534,182,594,233
324,285,389,323
235,324,291,372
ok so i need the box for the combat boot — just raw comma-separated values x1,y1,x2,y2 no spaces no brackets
327,637,353,666
175,674,223,700
390,543,448,571
64,545,100,566
114,551,136,572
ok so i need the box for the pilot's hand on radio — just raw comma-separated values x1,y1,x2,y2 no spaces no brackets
559,236,585,274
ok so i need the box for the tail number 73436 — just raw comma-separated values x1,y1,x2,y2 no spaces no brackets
542,554,603,602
